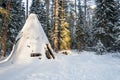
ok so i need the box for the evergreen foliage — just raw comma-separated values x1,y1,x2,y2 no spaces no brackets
59,21,71,50
67,0,76,49
93,0,117,52
0,6,9,56
59,0,71,50
30,0,47,34
0,0,25,55
75,0,85,51
0,8,8,34
0,0,119,55
7,0,25,53
113,1,120,51
95,39,106,55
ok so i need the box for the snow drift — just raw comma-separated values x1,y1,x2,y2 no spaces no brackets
1,51,120,80
1,13,52,64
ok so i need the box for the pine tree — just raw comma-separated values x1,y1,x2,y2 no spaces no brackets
45,0,50,37
59,0,71,50
75,0,85,51
26,0,28,19
93,0,117,52
7,0,25,53
48,0,55,48
30,0,47,34
113,0,120,51
0,3,9,57
83,0,87,32
0,0,25,56
95,39,106,55
54,0,59,51
67,0,76,49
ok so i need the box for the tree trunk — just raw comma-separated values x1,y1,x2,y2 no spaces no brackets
84,0,87,50
26,0,28,19
75,0,77,15
0,37,6,57
84,0,87,31
20,0,22,16
45,0,49,36
0,0,11,57
54,0,59,52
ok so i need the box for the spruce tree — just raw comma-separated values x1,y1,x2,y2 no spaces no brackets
30,0,47,34
0,0,9,57
75,0,85,51
93,0,117,52
113,0,120,51
0,0,25,56
59,0,71,50
7,0,25,53
48,0,55,48
95,39,106,55
67,0,76,49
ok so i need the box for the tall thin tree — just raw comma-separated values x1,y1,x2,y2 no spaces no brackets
75,0,85,51
45,0,49,36
84,0,87,31
54,0,59,52
59,0,71,50
0,0,11,57
26,0,28,19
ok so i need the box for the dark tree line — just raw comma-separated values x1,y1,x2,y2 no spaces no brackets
0,0,25,57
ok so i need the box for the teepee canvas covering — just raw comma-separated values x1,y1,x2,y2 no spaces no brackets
3,13,53,64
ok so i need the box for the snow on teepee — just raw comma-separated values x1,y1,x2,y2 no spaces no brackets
9,13,52,64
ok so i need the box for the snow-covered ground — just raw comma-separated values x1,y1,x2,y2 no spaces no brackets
0,51,120,80
0,14,120,80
